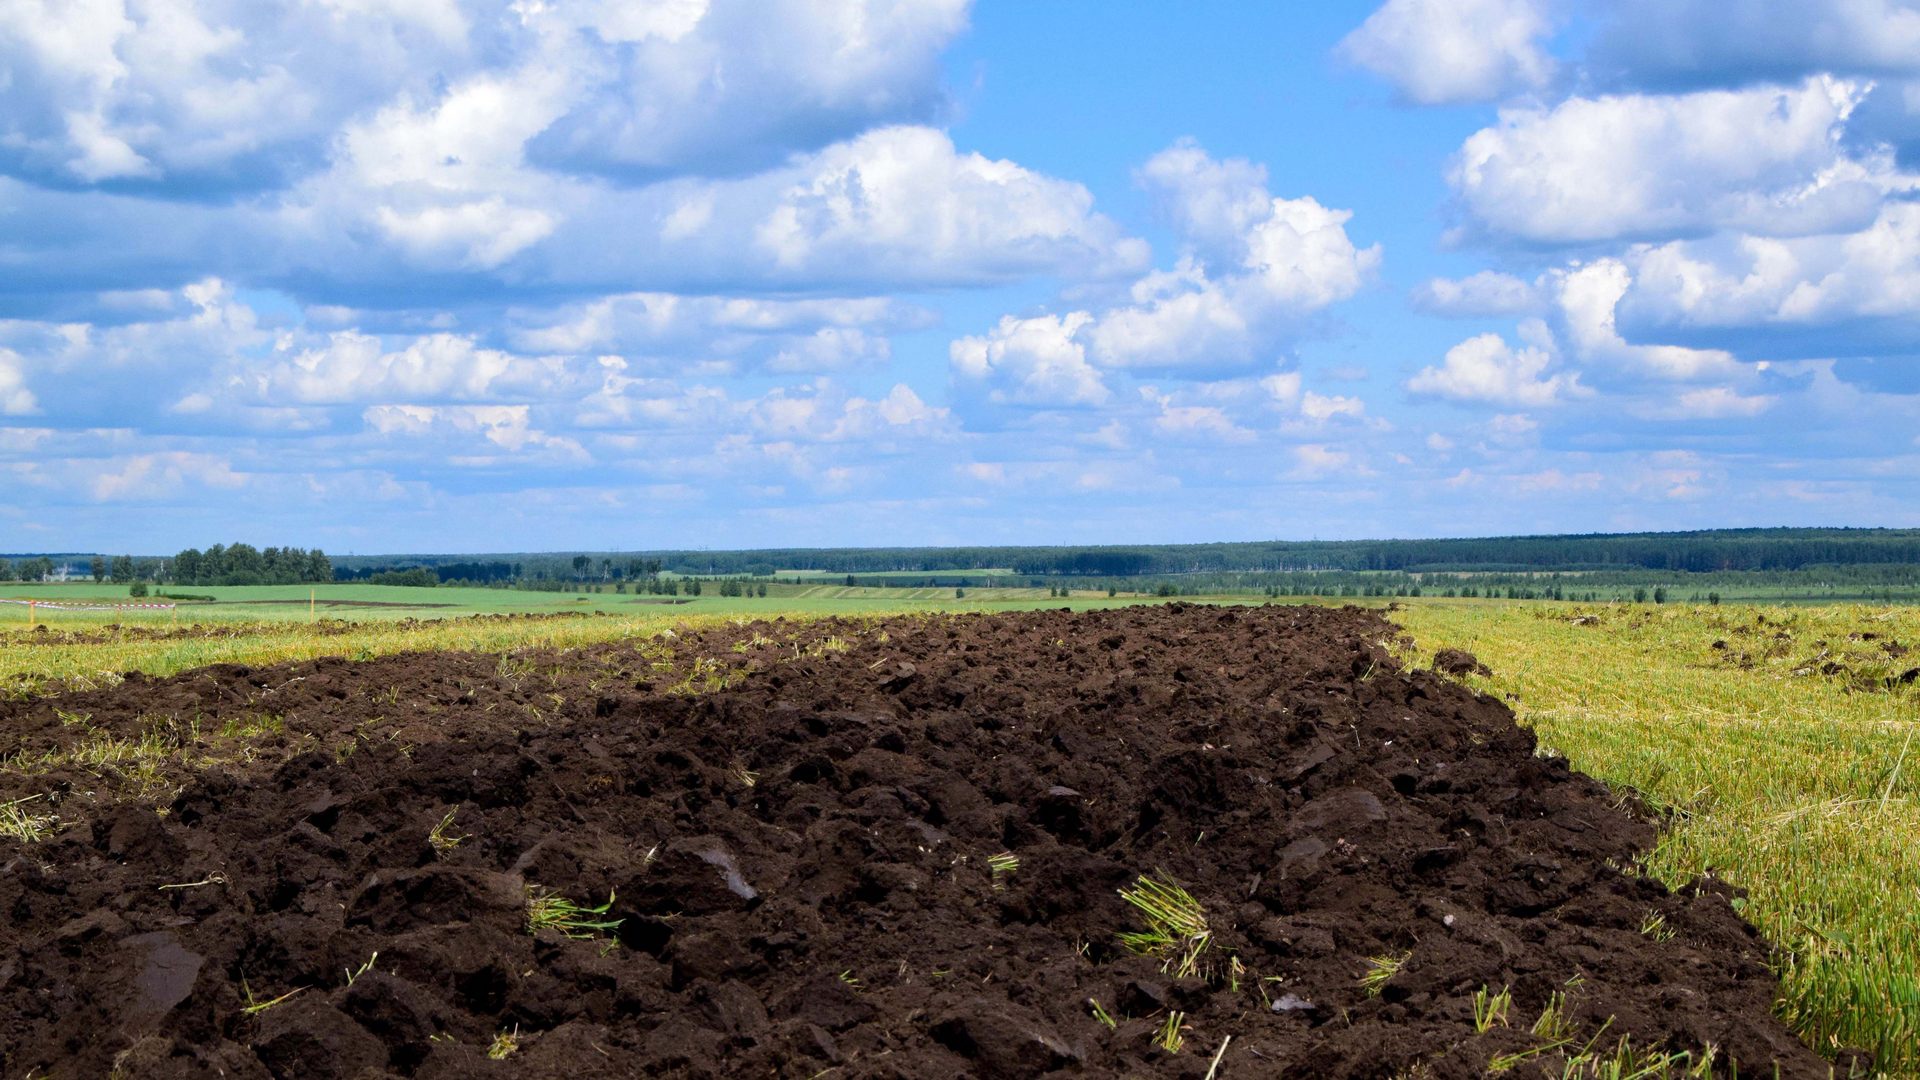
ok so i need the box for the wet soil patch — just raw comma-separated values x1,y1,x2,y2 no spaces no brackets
0,605,1834,1077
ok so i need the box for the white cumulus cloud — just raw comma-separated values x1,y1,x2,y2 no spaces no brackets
1339,0,1555,105
0,0,972,189
1408,320,1588,406
0,348,38,414
1452,77,1913,244
950,313,1109,407
952,142,1378,399
1618,203,1920,343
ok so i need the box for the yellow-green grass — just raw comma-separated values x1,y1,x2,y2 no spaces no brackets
0,612,693,697
1393,600,1920,1074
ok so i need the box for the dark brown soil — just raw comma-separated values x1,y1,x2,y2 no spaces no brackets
1430,649,1491,677
0,605,1836,1077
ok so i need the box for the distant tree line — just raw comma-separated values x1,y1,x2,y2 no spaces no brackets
320,528,1920,581
0,557,59,582
171,544,333,586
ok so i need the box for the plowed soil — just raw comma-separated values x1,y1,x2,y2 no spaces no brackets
0,605,1834,1077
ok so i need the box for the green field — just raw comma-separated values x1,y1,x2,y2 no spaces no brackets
0,579,1122,625
4,589,1917,1073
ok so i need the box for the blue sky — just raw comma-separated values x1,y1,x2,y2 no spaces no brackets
2,0,1918,554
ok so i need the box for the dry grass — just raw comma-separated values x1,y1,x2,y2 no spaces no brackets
1395,600,1920,1074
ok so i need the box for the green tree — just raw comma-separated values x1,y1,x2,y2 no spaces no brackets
202,543,229,582
224,543,266,585
89,556,106,582
110,555,134,584
1653,586,1668,604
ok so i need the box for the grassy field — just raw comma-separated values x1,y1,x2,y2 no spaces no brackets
4,588,1915,1072
1393,600,1920,1074
0,580,1130,626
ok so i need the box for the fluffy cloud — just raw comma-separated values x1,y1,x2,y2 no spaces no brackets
950,313,1108,407
4,7,1132,301
90,451,247,502
1338,0,1555,105
1453,77,1913,244
528,0,969,180
1549,260,1740,379
745,126,1142,283
1288,443,1371,479
253,123,1145,295
1585,0,1920,90
246,332,579,406
1637,386,1779,419
1411,270,1540,316
752,382,953,443
1408,320,1588,406
1141,388,1256,444
1082,144,1378,371
768,328,892,373
0,0,970,190
951,142,1378,403
1300,391,1367,423
511,292,920,372
0,348,37,414
1618,203,1920,346
363,403,587,461
1345,0,1920,102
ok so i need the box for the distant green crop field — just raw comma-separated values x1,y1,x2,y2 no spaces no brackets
0,580,1124,624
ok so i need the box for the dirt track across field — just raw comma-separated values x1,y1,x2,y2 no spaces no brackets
0,605,1835,1077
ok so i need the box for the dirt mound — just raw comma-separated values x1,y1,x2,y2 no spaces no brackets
1431,648,1491,677
0,605,1834,1077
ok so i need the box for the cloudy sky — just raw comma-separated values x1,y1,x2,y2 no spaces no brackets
3,0,1919,554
